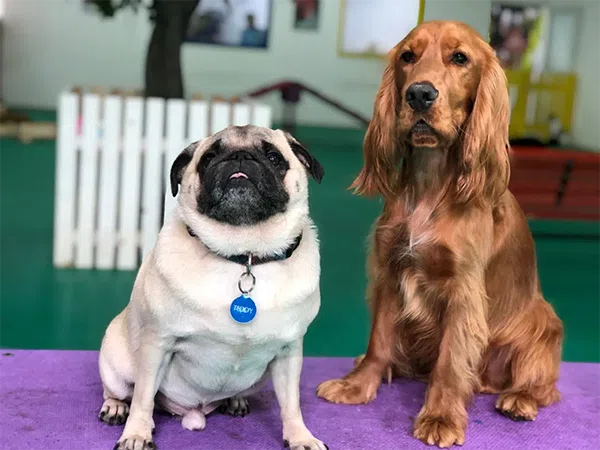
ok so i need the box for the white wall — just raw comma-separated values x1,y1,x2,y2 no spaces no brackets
570,0,600,150
423,0,492,37
2,0,491,127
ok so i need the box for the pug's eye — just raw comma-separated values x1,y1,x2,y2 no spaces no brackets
198,152,216,174
201,152,216,166
267,151,282,166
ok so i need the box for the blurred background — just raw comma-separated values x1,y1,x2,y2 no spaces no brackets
0,0,598,363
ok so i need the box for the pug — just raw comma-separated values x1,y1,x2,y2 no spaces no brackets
98,125,327,450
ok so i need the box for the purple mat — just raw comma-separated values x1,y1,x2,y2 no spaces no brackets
0,350,598,450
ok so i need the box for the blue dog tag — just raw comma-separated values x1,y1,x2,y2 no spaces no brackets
230,294,257,323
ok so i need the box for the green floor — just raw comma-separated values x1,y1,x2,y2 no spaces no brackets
1,119,598,362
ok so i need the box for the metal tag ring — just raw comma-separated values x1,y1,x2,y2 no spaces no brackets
238,271,256,295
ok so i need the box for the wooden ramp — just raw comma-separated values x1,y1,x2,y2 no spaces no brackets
509,146,600,222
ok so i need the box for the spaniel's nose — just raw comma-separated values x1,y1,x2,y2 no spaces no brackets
406,82,439,112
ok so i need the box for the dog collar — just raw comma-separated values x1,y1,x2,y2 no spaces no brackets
186,226,303,266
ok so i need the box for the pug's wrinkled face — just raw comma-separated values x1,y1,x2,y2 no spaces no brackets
171,125,323,227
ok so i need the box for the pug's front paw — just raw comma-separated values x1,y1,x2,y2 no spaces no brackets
113,435,156,450
283,438,328,450
99,398,129,426
283,427,328,450
116,417,155,450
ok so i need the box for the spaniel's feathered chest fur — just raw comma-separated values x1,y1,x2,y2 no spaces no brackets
373,204,460,375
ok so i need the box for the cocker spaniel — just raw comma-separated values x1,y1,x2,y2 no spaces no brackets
317,21,563,448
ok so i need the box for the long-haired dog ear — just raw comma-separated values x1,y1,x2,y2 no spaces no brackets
350,46,402,197
170,141,198,197
283,132,324,183
457,51,510,204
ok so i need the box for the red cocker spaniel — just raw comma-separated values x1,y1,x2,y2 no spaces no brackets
317,21,563,448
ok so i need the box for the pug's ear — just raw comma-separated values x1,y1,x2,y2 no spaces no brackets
283,131,324,183
170,141,198,197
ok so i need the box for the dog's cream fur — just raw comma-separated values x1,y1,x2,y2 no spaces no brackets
99,128,326,450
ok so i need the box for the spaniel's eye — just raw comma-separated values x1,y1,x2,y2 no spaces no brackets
451,52,469,65
267,151,282,166
401,51,416,63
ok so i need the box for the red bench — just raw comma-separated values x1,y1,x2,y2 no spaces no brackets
508,146,600,221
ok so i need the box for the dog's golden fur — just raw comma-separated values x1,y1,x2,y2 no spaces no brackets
317,21,563,448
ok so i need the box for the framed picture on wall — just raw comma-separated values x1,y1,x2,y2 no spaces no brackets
294,0,320,31
489,3,548,70
186,0,273,49
338,0,424,58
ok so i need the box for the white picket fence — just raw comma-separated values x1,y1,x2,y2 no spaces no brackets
53,92,272,270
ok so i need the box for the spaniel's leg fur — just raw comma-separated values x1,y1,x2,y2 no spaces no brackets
352,354,397,384
413,283,488,448
495,300,562,421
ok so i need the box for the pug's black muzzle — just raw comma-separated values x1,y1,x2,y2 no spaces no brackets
197,150,290,226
